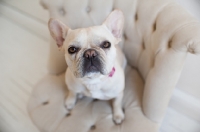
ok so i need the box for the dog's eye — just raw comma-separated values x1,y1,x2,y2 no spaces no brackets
101,41,111,49
68,47,78,54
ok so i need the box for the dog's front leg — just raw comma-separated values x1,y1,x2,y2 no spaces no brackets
65,90,77,110
112,92,124,124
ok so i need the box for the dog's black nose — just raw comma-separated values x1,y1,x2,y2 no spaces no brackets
84,49,97,59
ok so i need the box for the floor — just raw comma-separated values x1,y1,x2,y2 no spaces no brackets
0,0,200,132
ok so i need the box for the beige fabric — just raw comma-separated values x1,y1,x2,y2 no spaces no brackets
0,0,48,131
27,0,200,131
28,67,159,132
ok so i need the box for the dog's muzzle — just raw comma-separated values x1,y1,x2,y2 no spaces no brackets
82,49,103,75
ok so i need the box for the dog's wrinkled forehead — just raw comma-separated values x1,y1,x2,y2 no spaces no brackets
64,26,115,48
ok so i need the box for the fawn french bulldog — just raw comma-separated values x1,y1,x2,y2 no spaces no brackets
48,10,126,124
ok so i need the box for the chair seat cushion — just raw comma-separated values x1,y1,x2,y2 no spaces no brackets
28,66,158,132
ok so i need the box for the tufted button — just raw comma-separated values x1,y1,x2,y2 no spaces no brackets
188,48,195,54
40,1,48,9
135,13,138,21
66,113,71,117
42,101,49,105
168,40,172,48
153,22,156,32
93,99,99,102
124,34,128,40
142,41,145,49
86,6,91,13
123,108,125,113
90,125,96,130
59,7,66,16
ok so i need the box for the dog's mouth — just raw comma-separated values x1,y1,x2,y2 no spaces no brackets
83,57,103,75
87,65,98,71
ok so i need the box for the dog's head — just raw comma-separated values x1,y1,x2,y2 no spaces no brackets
48,10,124,78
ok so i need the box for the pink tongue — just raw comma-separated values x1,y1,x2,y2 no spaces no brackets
108,67,115,77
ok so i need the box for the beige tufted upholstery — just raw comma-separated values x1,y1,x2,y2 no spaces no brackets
28,0,200,132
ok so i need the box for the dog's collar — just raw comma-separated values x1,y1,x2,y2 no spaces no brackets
108,67,115,77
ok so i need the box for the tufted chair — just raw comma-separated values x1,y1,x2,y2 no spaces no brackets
28,0,200,132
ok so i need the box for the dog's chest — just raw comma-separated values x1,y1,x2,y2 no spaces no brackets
82,79,117,100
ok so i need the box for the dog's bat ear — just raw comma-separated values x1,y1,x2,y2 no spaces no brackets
102,9,124,40
48,18,69,48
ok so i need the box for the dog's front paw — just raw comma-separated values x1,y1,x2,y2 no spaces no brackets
113,111,124,125
65,99,75,110
77,93,84,99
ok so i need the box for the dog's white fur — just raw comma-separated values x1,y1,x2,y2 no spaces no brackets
48,10,126,124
